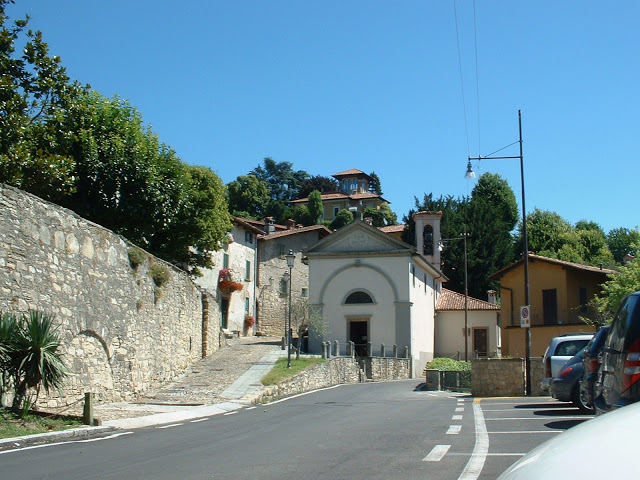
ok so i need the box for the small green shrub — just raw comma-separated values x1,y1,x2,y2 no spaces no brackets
426,357,471,372
149,264,171,287
128,247,147,270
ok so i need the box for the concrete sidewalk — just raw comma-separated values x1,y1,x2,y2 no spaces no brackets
0,344,286,450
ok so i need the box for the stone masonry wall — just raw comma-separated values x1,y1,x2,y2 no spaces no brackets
0,184,206,407
471,357,545,397
256,357,363,402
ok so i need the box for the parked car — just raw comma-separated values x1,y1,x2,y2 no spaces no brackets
541,333,594,393
549,346,592,413
498,400,640,478
594,290,640,415
579,325,610,409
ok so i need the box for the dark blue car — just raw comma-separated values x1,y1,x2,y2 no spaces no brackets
550,346,592,413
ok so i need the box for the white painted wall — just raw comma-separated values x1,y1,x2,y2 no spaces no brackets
435,310,500,359
409,259,437,376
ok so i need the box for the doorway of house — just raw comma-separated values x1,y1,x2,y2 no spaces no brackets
221,298,229,329
349,320,368,356
473,328,488,357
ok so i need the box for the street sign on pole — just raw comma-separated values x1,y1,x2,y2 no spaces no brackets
520,306,530,328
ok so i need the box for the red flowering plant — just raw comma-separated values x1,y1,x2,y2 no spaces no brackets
218,268,243,292
244,314,255,328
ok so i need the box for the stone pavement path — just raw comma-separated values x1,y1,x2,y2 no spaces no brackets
52,336,283,422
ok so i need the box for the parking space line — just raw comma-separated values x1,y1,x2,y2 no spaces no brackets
423,444,451,462
485,416,589,420
488,430,561,434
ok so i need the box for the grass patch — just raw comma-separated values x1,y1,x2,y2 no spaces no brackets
261,357,325,386
0,408,84,439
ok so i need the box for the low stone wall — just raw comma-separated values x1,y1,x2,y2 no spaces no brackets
256,357,363,402
0,184,210,407
362,357,411,380
471,357,546,397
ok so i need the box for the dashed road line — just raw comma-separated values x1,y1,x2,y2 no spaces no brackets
223,411,238,416
190,418,209,423
157,423,183,429
455,407,464,412
423,444,451,462
447,425,462,435
452,414,463,420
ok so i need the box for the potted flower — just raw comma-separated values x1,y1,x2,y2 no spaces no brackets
219,268,243,293
244,314,255,336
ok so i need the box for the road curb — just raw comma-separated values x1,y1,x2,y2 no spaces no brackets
0,425,116,452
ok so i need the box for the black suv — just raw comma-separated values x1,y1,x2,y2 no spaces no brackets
594,291,640,414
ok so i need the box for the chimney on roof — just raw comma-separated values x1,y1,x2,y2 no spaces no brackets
264,217,275,235
286,219,295,230
487,290,497,305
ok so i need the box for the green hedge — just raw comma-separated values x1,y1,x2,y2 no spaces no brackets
426,357,471,372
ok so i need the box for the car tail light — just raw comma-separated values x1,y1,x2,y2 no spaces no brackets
560,366,573,378
622,338,640,392
588,357,600,373
545,357,552,378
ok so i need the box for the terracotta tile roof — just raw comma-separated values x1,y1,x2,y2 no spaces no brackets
489,253,618,280
332,168,367,177
232,217,267,235
234,217,287,232
436,288,500,311
258,224,331,241
291,192,387,204
378,224,406,234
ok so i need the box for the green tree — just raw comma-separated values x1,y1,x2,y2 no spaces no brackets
368,171,382,195
0,0,86,201
307,190,323,225
607,227,640,264
467,173,518,299
330,209,354,230
250,157,309,204
364,202,397,227
297,175,338,198
519,209,573,257
589,256,640,325
227,174,271,219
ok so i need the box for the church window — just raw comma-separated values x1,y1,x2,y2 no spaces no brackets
345,291,374,304
423,225,434,255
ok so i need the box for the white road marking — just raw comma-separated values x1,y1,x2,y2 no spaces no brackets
447,425,462,435
157,423,183,429
223,411,238,416
452,414,463,420
485,416,590,420
264,384,341,405
458,402,488,480
423,444,451,462
449,452,525,457
488,430,562,434
455,407,464,412
0,432,135,455
190,418,209,423
246,406,257,410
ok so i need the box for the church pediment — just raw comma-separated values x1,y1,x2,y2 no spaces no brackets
306,220,412,254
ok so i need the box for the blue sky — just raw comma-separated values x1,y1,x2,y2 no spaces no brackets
14,1,640,233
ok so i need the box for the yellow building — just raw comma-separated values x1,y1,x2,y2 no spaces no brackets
489,254,617,357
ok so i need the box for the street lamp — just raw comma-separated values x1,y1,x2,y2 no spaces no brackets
285,249,295,368
465,109,532,395
282,271,290,351
440,225,470,361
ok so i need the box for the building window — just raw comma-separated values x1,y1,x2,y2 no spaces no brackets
423,225,434,255
543,289,558,325
412,265,416,287
223,252,229,269
278,244,286,258
301,287,308,298
245,297,250,313
345,291,374,304
245,260,251,281
245,231,254,244
424,273,427,293
333,206,339,217
280,277,288,295
579,286,588,314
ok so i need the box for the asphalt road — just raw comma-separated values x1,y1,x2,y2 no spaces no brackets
0,380,593,480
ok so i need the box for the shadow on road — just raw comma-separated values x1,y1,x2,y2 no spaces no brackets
545,418,590,430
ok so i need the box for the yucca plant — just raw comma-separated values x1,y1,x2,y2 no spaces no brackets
10,311,67,415
0,312,19,406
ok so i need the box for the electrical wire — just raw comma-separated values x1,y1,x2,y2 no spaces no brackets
472,0,481,158
454,0,471,158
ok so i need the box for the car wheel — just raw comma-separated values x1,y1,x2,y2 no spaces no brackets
572,384,594,414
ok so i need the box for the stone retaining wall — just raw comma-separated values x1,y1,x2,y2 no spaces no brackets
471,357,545,397
362,357,412,380
0,184,212,407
